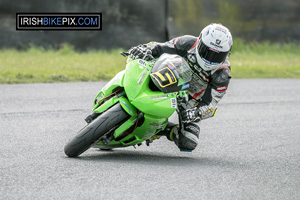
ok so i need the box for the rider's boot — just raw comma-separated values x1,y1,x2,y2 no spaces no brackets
156,122,200,152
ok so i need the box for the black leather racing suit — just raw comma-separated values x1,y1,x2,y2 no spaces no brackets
145,35,231,150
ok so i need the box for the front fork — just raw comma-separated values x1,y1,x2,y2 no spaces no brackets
85,89,138,146
176,90,189,131
85,88,136,124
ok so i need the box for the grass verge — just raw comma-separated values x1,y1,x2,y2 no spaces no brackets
230,39,300,78
0,40,299,84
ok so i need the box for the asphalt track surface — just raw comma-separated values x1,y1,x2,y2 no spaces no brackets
1,79,300,200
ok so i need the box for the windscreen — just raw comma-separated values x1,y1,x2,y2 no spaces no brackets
150,54,193,93
155,54,193,86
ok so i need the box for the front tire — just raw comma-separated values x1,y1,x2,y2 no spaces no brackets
64,103,129,157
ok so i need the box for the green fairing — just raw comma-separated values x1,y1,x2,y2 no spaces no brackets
93,70,125,110
80,55,189,150
124,60,177,118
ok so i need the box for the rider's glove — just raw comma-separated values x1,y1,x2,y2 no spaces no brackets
128,45,151,59
181,107,202,123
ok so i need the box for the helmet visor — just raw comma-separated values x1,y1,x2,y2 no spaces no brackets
197,42,229,64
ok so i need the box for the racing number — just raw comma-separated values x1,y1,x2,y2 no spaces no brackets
151,67,177,88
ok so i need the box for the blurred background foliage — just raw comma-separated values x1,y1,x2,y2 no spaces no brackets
1,0,300,50
0,0,300,83
168,0,300,42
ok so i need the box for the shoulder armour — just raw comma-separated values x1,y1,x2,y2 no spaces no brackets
175,35,198,54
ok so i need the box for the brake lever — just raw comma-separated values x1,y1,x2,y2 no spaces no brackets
120,52,130,57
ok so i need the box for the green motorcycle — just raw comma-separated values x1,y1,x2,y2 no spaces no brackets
64,52,193,157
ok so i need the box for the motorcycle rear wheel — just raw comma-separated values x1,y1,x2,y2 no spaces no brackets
64,103,129,157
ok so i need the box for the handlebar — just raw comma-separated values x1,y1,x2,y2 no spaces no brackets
120,52,130,57
120,51,154,61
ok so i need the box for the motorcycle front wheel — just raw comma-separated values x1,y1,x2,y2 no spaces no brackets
64,103,129,157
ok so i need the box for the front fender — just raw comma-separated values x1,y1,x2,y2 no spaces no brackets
93,70,125,108
94,96,137,117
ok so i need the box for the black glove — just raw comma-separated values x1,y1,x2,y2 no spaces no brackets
128,45,151,59
181,107,202,123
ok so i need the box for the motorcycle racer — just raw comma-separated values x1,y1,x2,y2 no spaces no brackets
128,23,233,151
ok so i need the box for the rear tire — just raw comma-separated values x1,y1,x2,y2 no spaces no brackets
64,103,128,157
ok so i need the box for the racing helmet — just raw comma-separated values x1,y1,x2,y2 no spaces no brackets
195,23,233,71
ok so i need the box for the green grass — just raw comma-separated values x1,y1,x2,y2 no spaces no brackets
0,44,125,84
230,39,300,78
0,40,299,84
